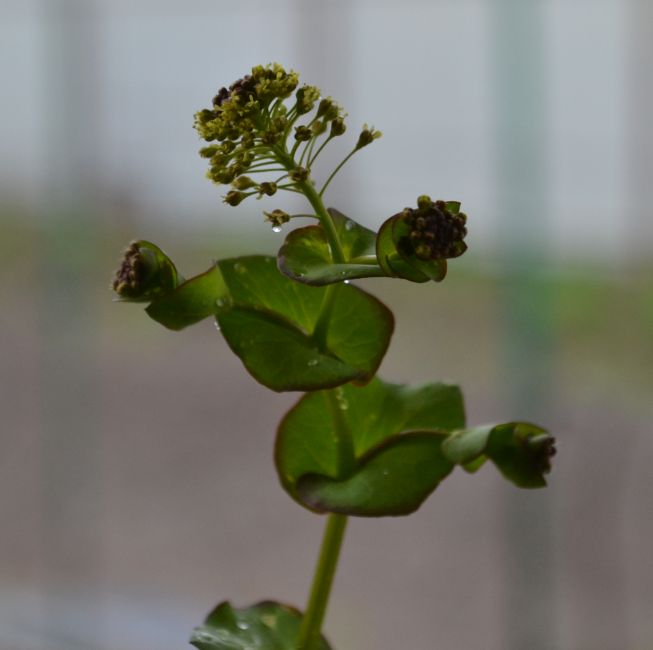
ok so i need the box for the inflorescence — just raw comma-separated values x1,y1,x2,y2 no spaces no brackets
399,196,468,261
194,63,380,213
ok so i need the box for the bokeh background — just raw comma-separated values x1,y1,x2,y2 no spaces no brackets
2,1,652,649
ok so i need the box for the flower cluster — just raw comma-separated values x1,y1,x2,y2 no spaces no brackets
399,196,468,261
194,63,378,212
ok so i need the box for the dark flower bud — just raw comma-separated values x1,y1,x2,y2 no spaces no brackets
294,126,313,142
223,190,247,206
526,434,557,474
258,182,277,196
330,117,346,137
289,167,309,182
112,240,180,302
228,74,257,103
399,196,468,261
212,87,230,107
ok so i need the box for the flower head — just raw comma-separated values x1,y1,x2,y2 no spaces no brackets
112,240,180,301
399,196,468,261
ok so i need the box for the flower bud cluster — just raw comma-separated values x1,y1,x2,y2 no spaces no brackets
526,433,557,475
399,196,468,261
112,240,179,301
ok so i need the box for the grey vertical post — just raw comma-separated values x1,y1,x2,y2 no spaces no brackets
38,0,104,646
627,0,653,256
491,2,556,649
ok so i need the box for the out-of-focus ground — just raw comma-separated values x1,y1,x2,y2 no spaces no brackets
1,211,652,650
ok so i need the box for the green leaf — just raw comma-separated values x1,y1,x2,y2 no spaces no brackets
275,378,465,516
191,601,332,650
278,208,385,285
297,432,453,516
144,255,393,392
146,264,227,330
216,257,394,391
442,422,555,488
375,215,430,282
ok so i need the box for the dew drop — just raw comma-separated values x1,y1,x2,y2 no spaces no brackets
345,219,355,231
234,262,246,274
214,321,221,332
272,226,282,233
216,298,225,308
307,358,319,367
236,622,249,631
343,279,350,284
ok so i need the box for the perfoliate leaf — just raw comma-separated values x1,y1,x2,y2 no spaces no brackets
278,208,384,285
297,432,453,516
147,255,393,392
276,378,465,516
146,264,227,330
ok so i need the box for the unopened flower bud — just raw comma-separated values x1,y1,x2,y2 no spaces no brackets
289,167,309,182
295,85,321,115
294,126,313,142
330,117,346,137
232,176,255,190
258,182,277,196
317,97,338,120
112,240,180,302
199,146,220,159
223,190,247,206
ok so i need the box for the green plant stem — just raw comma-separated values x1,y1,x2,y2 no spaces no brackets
297,180,346,263
274,149,345,264
319,148,357,198
311,284,338,353
296,513,348,650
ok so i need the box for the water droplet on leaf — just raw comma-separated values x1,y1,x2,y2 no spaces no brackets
272,226,282,233
234,262,246,274
236,622,249,631
345,219,355,231
307,358,319,367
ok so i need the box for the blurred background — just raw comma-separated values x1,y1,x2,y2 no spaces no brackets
2,0,652,649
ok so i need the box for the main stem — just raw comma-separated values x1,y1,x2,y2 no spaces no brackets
289,159,351,649
296,513,348,650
